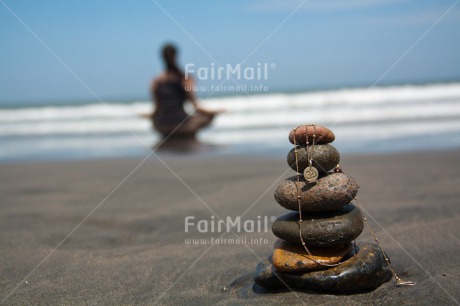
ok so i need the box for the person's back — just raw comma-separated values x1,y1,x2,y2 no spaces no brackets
151,44,223,138
153,76,187,126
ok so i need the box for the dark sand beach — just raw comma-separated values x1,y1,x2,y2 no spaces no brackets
0,150,459,305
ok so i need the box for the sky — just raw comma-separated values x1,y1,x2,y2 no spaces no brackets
1,0,460,105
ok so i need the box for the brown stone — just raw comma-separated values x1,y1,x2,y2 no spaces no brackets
287,144,340,174
272,240,353,273
254,243,393,293
274,173,359,212
288,125,335,145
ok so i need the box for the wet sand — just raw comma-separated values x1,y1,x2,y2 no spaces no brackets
0,150,459,305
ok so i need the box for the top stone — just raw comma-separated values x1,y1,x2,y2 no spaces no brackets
289,125,335,145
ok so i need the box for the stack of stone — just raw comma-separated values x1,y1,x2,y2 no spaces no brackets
254,125,392,293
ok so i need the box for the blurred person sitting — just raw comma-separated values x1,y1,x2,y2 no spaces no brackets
149,44,223,139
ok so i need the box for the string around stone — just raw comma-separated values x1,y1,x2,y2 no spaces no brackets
353,197,416,286
293,124,416,285
293,124,357,267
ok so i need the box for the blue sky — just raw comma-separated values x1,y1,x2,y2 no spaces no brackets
1,0,460,105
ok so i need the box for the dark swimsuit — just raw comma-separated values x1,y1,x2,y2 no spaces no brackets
153,79,213,137
154,80,188,126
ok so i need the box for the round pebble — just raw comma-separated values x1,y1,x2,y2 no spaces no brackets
272,204,364,247
288,125,335,145
274,173,359,212
287,144,340,174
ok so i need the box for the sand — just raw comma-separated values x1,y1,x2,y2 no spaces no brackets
0,150,459,305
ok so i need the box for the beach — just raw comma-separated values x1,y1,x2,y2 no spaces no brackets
2,0,460,303
1,149,459,305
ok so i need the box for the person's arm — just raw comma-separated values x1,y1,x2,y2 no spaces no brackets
151,79,159,108
184,77,224,115
140,79,158,119
184,77,199,110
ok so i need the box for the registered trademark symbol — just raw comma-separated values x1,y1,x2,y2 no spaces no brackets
270,216,277,222
270,63,276,70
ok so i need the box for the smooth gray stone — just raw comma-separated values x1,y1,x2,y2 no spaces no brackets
274,173,359,212
287,144,340,174
254,243,392,293
272,204,364,247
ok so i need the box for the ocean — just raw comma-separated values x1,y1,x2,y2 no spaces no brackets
1,82,460,162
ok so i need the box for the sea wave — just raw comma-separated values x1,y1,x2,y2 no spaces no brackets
1,82,460,161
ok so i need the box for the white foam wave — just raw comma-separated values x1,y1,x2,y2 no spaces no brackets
1,83,460,125
1,82,460,160
1,97,459,136
0,102,151,122
202,83,460,111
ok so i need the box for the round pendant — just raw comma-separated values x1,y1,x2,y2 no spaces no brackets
303,166,318,183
